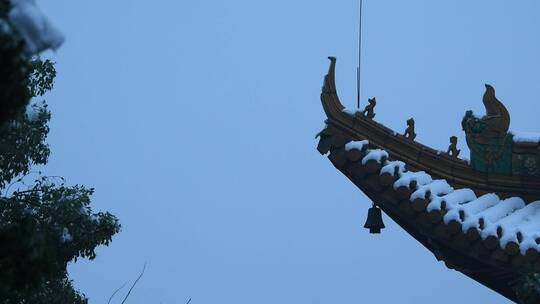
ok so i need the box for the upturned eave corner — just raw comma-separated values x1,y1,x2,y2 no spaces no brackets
320,57,346,123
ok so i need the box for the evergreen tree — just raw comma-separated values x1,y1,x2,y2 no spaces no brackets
0,5,31,125
0,3,120,302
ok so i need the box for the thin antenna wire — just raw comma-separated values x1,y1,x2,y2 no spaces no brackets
357,0,363,109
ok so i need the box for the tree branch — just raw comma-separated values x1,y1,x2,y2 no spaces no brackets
120,262,147,304
107,282,126,304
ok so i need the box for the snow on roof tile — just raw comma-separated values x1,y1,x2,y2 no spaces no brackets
443,193,500,224
462,198,525,231
393,171,432,189
410,180,453,201
426,188,476,212
514,209,540,253
482,201,540,242
345,140,369,151
380,160,406,176
361,149,388,165
511,131,540,143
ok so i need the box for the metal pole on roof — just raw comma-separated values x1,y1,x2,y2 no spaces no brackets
357,0,363,109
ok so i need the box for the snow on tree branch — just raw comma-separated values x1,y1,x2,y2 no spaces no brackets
8,0,64,54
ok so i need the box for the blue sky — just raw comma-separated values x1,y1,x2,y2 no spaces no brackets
36,1,540,303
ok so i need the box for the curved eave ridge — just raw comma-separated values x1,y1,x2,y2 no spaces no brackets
320,57,540,202
316,57,537,300
323,134,540,270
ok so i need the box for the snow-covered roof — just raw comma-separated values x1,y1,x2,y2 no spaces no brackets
345,139,540,258
511,131,540,143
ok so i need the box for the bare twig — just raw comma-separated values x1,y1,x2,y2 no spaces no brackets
107,282,126,304
120,262,147,304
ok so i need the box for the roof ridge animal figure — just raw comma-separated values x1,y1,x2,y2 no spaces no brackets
362,97,376,119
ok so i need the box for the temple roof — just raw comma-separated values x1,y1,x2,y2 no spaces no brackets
316,57,540,302
345,139,540,259
318,127,531,302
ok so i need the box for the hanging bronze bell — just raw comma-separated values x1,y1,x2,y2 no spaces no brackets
364,204,385,234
